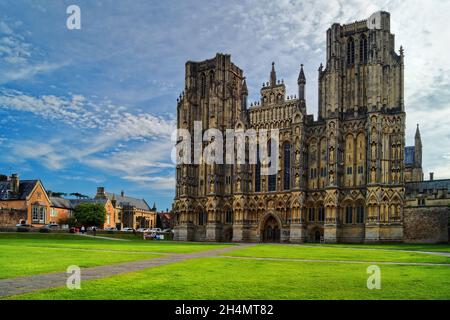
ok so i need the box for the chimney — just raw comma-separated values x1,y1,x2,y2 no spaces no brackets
429,172,434,181
9,174,19,194
95,187,106,199
120,190,124,197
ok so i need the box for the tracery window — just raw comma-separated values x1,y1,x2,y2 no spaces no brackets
360,35,368,63
347,38,355,65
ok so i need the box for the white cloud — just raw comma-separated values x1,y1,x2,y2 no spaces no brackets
0,20,65,83
123,175,175,191
1,89,176,189
12,141,66,170
0,88,175,142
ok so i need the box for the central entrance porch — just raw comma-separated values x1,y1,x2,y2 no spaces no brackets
261,215,281,243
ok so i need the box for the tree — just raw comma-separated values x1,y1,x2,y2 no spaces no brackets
47,190,67,198
58,217,77,228
70,193,89,199
73,203,106,228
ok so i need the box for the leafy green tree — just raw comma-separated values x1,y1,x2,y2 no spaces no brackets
58,217,77,227
73,203,106,228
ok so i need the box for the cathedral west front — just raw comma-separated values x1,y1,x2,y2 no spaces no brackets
172,11,443,244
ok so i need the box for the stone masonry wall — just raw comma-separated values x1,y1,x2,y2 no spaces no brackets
0,208,27,226
404,206,449,243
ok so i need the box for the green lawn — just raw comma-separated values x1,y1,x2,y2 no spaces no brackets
2,233,450,300
222,244,450,264
0,233,232,254
0,233,231,279
9,257,450,300
0,244,161,279
308,243,450,253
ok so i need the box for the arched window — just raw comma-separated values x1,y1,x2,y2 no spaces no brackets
283,142,291,190
347,38,355,65
209,71,215,86
308,208,315,222
198,211,206,225
200,73,206,97
346,206,353,224
255,145,261,192
318,207,325,222
356,206,365,224
268,139,277,192
225,209,233,224
360,35,368,63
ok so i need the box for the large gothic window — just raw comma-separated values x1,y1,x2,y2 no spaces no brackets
283,142,291,190
268,140,277,192
360,35,368,63
255,145,261,192
347,38,355,65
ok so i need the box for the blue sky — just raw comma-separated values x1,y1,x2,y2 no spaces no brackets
1,0,449,210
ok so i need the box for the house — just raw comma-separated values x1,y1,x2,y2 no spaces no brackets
94,187,156,230
157,210,174,230
49,197,74,224
0,174,52,226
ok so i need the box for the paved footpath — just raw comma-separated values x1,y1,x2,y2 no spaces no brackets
0,244,254,298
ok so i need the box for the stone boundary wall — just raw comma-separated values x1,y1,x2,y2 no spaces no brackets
0,208,27,226
404,206,449,243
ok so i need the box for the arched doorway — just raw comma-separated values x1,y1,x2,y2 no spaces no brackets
261,215,281,243
309,227,324,243
314,230,321,243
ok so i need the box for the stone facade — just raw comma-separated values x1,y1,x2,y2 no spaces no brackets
0,208,27,226
172,11,446,244
404,206,449,243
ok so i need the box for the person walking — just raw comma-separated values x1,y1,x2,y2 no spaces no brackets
81,225,85,235
92,226,97,237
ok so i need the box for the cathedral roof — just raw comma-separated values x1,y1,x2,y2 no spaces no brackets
406,179,450,194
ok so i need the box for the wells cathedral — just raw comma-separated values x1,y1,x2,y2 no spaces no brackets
173,11,450,243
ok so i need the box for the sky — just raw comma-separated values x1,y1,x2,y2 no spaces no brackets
0,0,449,210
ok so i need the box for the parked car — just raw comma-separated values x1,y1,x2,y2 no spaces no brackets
16,223,32,228
104,227,117,231
162,228,173,234
122,227,135,232
149,228,162,233
43,223,60,229
136,228,147,233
